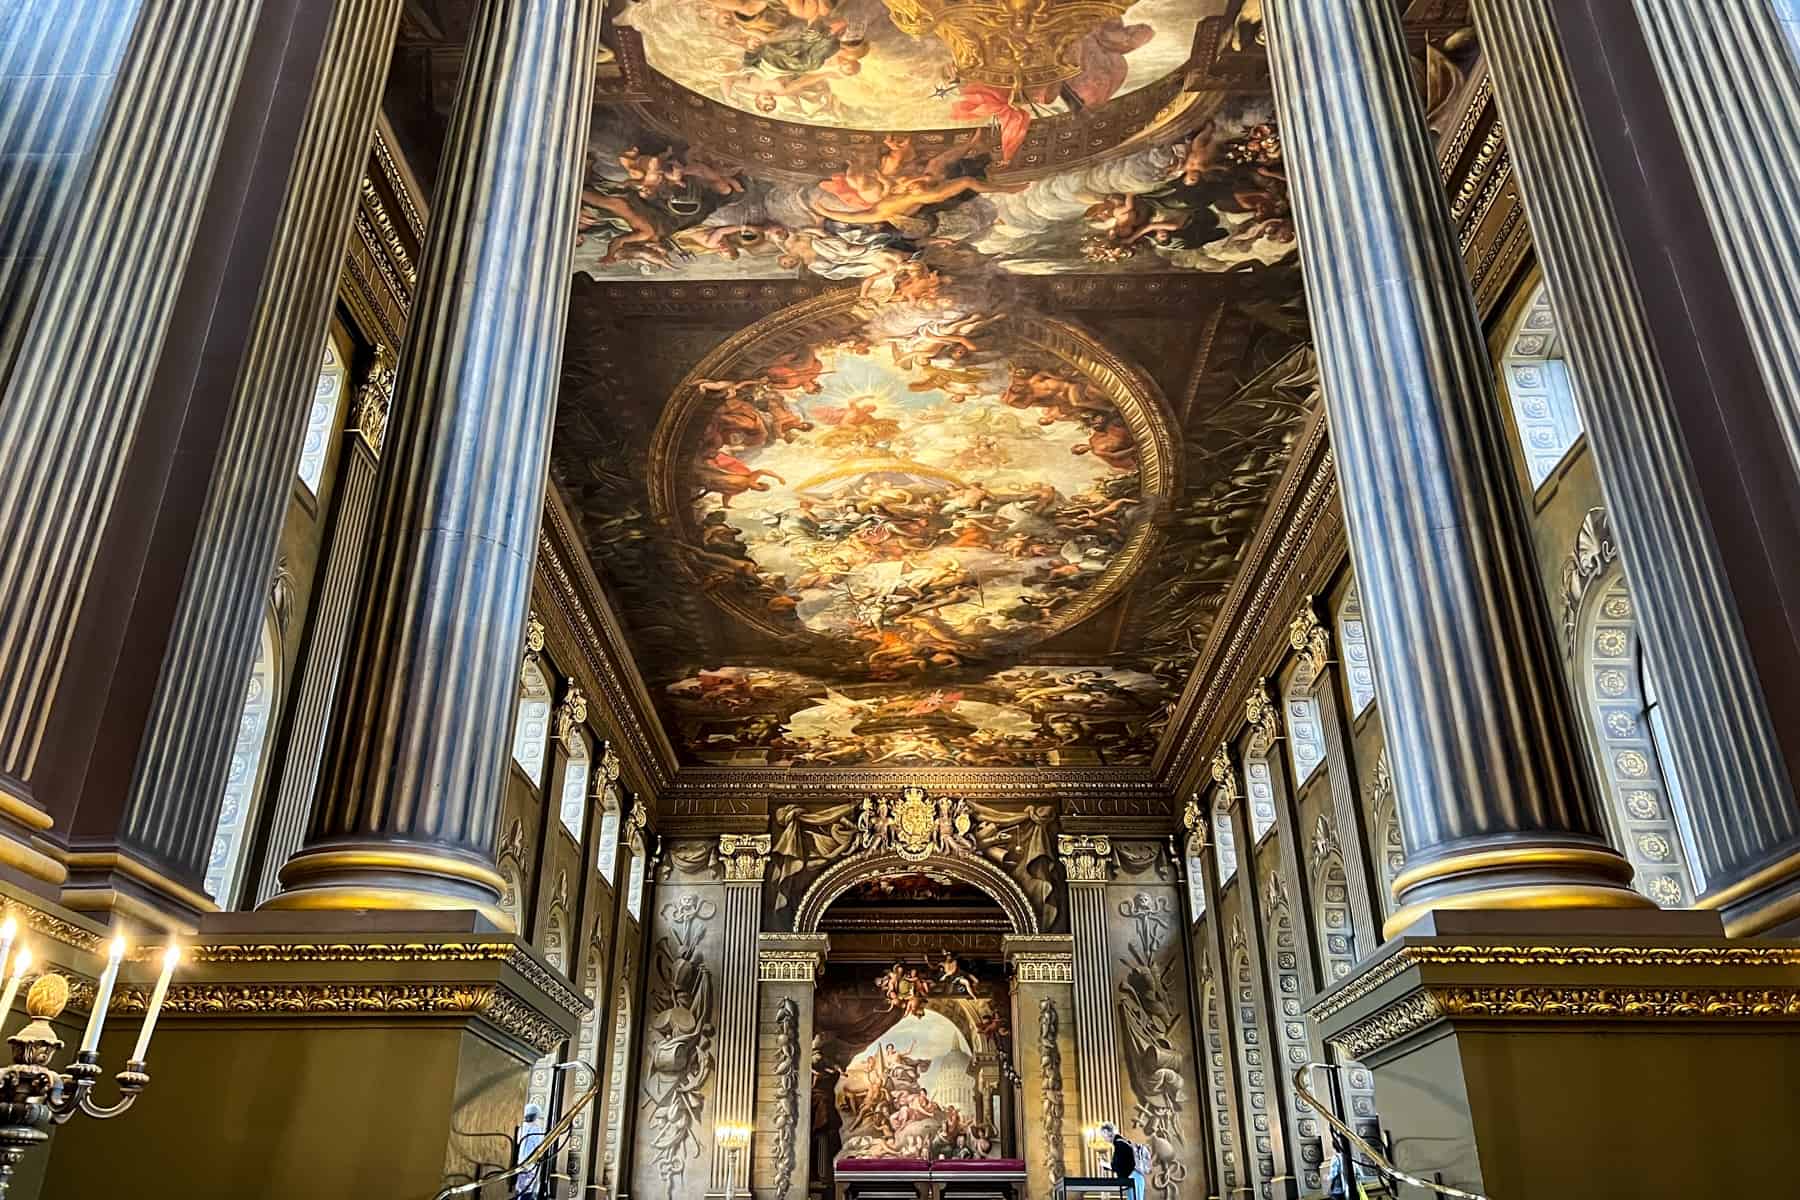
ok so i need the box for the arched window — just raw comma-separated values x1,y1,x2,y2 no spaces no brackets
558,725,591,842
625,850,645,922
512,657,552,785
1499,278,1584,490
1335,585,1377,718
1283,669,1326,786
596,779,623,886
497,817,526,932
1213,798,1239,885
1565,524,1702,907
206,613,282,905
1186,835,1207,920
1366,752,1405,922
295,334,349,497
1243,759,1276,842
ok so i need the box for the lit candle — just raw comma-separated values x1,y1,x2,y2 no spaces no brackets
0,948,30,1021
0,915,17,978
79,934,126,1054
129,943,180,1064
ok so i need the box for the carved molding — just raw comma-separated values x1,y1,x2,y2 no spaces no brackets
1559,506,1617,654
773,996,800,1200
1014,954,1076,984
1057,834,1113,884
1039,996,1066,1186
353,345,395,453
757,949,825,982
795,848,1039,935
1288,594,1330,679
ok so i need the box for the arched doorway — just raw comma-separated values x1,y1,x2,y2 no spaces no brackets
799,847,1030,1180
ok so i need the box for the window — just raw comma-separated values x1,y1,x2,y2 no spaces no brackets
558,727,590,842
1185,839,1207,919
1644,651,1705,894
206,613,280,906
596,781,622,885
1283,677,1326,785
295,335,349,496
512,657,552,784
1500,279,1584,490
1243,759,1276,842
1212,801,1238,884
1336,584,1377,717
625,851,645,921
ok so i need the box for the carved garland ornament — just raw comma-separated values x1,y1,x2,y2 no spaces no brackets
1039,997,1066,1186
773,996,800,1200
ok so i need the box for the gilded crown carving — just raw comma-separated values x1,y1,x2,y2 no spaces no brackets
855,786,976,863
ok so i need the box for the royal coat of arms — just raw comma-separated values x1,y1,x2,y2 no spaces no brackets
857,786,977,861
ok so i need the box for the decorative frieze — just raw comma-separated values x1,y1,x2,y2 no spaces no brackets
1057,834,1113,883
1013,954,1076,984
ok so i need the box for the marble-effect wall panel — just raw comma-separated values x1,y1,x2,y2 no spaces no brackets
1106,843,1206,1200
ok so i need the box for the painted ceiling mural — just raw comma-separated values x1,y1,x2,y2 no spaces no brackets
527,0,1331,771
373,0,1485,774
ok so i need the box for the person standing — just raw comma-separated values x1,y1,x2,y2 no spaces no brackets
514,1103,545,1198
1097,1122,1142,1200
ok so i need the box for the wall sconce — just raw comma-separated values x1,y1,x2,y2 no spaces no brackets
716,1123,753,1200
0,923,180,1197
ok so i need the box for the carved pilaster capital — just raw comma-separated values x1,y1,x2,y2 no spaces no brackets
1209,742,1239,806
719,832,772,882
1288,594,1330,677
556,684,589,749
1057,834,1112,883
598,739,622,783
624,795,650,856
1245,678,1281,755
353,345,396,453
523,611,547,655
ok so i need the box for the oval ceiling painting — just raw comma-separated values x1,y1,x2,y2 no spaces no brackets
620,0,1222,132
650,288,1175,678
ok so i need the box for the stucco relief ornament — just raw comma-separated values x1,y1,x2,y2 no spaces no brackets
1310,814,1342,871
1245,679,1281,752
1208,742,1238,804
556,684,589,749
1115,892,1187,1200
644,895,717,1200
856,785,975,862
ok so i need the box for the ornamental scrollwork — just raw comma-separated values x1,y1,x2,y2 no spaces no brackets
718,833,772,882
556,684,589,749
1244,678,1281,754
1209,742,1239,806
1114,892,1186,1200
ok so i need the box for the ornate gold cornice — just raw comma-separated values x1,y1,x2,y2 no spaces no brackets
1057,834,1112,884
0,900,104,955
718,833,772,883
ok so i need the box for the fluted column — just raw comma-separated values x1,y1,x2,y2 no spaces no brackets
1629,1,1800,482
252,356,394,907
1260,0,1649,937
1057,834,1121,1130
712,834,768,1195
267,0,599,920
0,5,262,885
1471,0,1800,934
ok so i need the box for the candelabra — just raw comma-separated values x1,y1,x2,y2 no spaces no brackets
0,923,179,1198
716,1123,752,1200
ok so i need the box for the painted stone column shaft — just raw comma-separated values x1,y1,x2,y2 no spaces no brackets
268,0,600,919
1057,834,1121,1130
253,361,392,906
0,4,263,884
1259,0,1648,937
713,834,769,1194
754,932,826,1200
1471,0,1800,933
1628,0,1800,484
71,0,404,921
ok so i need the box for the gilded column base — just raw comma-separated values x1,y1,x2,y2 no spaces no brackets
1695,845,1800,937
1383,841,1651,940
1311,910,1800,1197
264,842,514,931
0,779,67,890
59,850,216,934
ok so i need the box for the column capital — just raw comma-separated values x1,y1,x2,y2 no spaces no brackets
757,932,828,981
1244,678,1281,756
1057,834,1112,883
1288,595,1330,678
1208,742,1239,806
1002,933,1075,985
353,345,395,453
719,832,772,883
